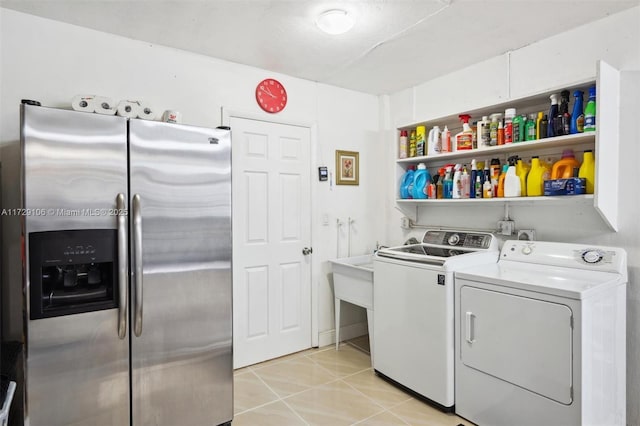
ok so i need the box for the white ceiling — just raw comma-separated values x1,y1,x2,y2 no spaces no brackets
2,0,638,95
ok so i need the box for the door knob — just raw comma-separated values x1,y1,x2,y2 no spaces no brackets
302,247,313,255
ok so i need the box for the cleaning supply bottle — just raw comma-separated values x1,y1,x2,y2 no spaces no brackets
483,173,493,198
469,159,478,199
461,165,470,199
571,90,584,134
525,113,537,141
557,89,571,136
551,149,580,179
547,94,559,138
504,108,516,144
513,113,525,142
578,149,595,194
516,157,530,196
427,126,441,156
497,119,505,145
452,164,463,199
409,130,417,157
436,168,445,199
475,175,482,198
497,164,508,197
416,125,427,157
527,156,546,197
427,176,437,199
441,126,451,153
471,122,478,150
490,158,501,183
412,163,431,199
399,130,408,159
443,166,454,199
478,116,491,149
536,111,544,140
455,115,474,151
504,158,521,198
483,162,491,190
539,115,548,139
400,166,416,199
584,85,596,132
489,114,499,146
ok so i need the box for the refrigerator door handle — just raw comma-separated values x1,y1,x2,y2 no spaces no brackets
117,193,128,339
132,193,144,337
116,193,129,339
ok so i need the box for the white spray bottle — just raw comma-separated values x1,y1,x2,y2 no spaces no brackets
452,164,463,199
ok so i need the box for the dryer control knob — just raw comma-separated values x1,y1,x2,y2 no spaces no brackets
582,250,603,264
521,246,532,255
448,234,460,246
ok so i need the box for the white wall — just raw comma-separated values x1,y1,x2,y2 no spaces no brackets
384,6,640,424
0,9,381,345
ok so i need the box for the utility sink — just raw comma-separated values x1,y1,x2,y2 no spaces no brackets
329,255,374,355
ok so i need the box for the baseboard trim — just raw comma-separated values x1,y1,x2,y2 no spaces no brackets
318,321,368,348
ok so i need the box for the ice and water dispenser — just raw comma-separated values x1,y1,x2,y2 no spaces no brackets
29,230,119,319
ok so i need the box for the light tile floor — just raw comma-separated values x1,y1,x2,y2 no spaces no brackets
233,336,470,425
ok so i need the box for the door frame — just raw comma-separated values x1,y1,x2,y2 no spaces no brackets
222,108,319,348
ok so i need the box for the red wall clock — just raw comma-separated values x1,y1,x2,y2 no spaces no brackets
255,78,287,113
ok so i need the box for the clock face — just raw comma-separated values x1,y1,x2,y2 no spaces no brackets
256,79,287,113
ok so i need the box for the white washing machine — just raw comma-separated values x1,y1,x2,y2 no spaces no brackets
374,229,499,410
455,240,627,426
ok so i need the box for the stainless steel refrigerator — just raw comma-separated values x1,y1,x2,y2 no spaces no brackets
1,103,232,425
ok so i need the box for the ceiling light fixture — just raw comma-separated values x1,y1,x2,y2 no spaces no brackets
315,9,354,35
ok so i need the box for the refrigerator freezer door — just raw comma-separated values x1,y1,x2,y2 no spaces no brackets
22,105,130,425
129,120,232,425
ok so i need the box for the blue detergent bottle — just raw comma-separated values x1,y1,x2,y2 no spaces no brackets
411,163,432,199
570,90,584,134
400,166,416,199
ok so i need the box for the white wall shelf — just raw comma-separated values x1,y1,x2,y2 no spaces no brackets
397,194,594,206
397,133,595,166
394,60,619,231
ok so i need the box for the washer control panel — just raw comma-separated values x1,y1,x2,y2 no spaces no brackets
422,230,495,250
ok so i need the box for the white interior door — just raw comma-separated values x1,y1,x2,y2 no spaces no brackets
231,116,312,368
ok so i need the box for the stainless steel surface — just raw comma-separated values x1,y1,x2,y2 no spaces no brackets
129,119,232,426
11,106,232,426
117,193,128,339
132,193,143,338
21,105,129,425
27,311,130,425
22,105,128,233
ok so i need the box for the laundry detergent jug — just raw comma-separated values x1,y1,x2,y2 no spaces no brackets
400,166,416,199
412,163,431,199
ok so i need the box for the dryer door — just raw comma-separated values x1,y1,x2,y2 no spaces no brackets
460,285,573,404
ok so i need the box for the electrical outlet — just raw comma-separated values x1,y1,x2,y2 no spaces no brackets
497,220,515,236
518,229,536,241
401,217,411,229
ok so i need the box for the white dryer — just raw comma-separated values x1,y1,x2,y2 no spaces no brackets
454,240,627,426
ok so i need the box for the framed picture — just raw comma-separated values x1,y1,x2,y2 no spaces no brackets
335,150,359,185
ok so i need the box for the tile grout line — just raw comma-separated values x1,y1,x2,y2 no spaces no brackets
236,343,388,423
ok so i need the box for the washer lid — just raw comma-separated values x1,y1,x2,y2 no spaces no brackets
455,261,625,299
